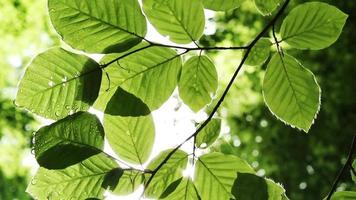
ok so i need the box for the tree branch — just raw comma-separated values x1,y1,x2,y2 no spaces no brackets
100,41,248,71
142,0,291,194
326,134,356,200
101,44,154,68
149,41,249,51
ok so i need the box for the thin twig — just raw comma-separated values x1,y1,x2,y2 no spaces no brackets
142,0,291,194
101,151,153,174
326,135,356,200
104,70,111,92
149,41,249,51
101,44,154,68
272,23,284,57
192,135,197,165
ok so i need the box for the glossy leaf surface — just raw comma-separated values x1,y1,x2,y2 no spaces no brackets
34,112,104,169
27,154,119,200
16,48,101,120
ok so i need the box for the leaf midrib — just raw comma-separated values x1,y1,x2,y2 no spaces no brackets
166,3,196,42
127,126,144,165
57,1,144,40
108,52,183,91
49,134,102,152
198,158,231,196
278,55,305,126
37,170,108,188
282,15,345,42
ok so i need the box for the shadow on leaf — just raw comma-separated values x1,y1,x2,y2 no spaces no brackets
37,144,101,170
102,168,124,191
78,59,102,106
105,87,151,116
231,173,268,200
159,177,183,199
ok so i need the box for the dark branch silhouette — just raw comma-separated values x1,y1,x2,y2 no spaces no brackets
142,0,291,195
326,134,356,200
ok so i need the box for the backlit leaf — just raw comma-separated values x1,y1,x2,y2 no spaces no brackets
246,38,272,66
330,191,356,200
95,46,182,111
16,48,101,120
27,154,119,200
202,0,243,11
195,118,221,149
104,88,155,165
145,150,188,198
232,174,287,199
263,54,321,132
179,55,218,112
107,170,144,196
280,2,348,50
48,0,147,53
143,0,205,44
352,160,356,183
34,112,104,169
160,178,200,200
254,0,282,15
195,152,254,200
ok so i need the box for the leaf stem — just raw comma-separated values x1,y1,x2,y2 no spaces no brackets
142,0,291,194
326,134,356,200
272,23,284,57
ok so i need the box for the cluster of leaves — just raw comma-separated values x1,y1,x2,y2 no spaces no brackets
205,1,356,198
15,0,348,199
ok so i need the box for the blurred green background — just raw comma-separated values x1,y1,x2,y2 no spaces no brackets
0,0,354,199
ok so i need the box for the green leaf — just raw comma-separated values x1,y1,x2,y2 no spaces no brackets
27,153,119,200
160,178,201,200
263,54,321,132
202,0,243,11
351,160,356,183
106,169,144,196
104,88,155,164
282,194,290,200
195,118,221,149
143,0,205,44
280,2,348,50
195,152,254,200
145,149,188,198
246,38,272,66
104,87,151,117
330,191,356,200
95,46,182,111
16,48,101,120
254,0,282,15
266,179,287,200
232,174,287,200
34,112,104,169
178,55,218,112
48,0,147,53
231,173,268,200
